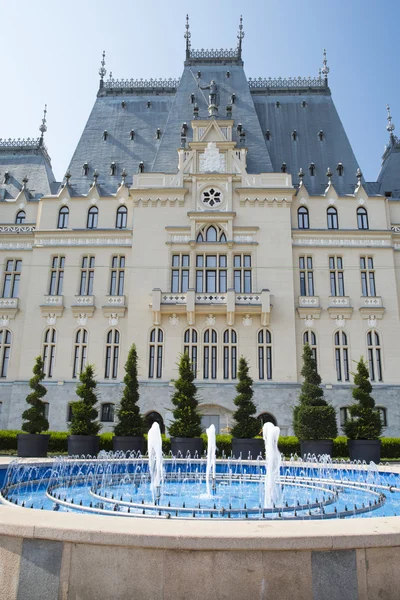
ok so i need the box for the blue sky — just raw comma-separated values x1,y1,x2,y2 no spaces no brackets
1,0,398,181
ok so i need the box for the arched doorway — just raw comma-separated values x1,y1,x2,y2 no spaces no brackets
145,411,165,434
257,412,277,428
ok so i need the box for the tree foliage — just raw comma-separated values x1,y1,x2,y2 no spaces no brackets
114,343,144,436
343,357,382,440
293,344,337,440
69,364,101,436
231,356,259,438
21,356,49,434
169,353,202,438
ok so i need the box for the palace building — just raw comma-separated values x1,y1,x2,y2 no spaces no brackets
1,17,400,435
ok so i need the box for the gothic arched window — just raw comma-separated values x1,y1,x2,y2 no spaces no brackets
73,328,88,378
116,206,127,229
149,328,163,379
0,329,11,378
334,331,349,382
303,330,317,366
42,328,57,378
357,207,369,230
223,329,237,379
258,329,272,380
105,329,120,379
367,331,383,382
327,206,338,229
184,328,198,377
16,210,25,224
203,328,217,379
57,206,69,229
87,206,98,229
298,206,309,229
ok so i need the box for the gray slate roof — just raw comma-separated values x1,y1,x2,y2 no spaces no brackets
0,143,57,200
377,142,400,198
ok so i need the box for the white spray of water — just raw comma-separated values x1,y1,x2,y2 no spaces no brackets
263,422,282,508
205,424,216,497
147,422,164,503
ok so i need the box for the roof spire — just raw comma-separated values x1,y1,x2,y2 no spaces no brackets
322,49,329,83
99,50,107,89
237,15,244,59
184,15,191,60
386,104,396,144
38,104,47,146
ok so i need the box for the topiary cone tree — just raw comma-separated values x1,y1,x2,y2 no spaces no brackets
169,352,202,438
343,357,382,440
69,364,101,436
293,344,337,440
114,343,144,436
21,356,49,434
231,356,259,438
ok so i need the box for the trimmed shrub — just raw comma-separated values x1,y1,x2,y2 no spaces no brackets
169,353,202,438
21,356,49,434
231,356,259,439
343,357,382,440
114,343,144,437
69,364,101,436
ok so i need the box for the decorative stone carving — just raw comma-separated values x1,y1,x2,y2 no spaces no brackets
109,313,119,327
304,315,314,328
169,314,179,326
242,314,253,327
328,197,336,205
294,238,390,248
77,313,88,326
367,316,377,328
299,197,307,205
171,235,190,243
62,197,69,205
335,315,346,328
234,235,253,243
205,314,216,326
19,202,26,209
90,197,98,205
0,315,10,327
34,238,131,247
46,314,57,326
118,196,126,204
199,142,226,173
358,197,366,205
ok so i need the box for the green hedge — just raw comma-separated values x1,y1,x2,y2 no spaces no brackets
1,431,400,459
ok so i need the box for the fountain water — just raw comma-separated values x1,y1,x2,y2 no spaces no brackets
205,424,216,497
147,423,164,504
263,422,282,508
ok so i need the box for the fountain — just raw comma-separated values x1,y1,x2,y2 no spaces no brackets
147,422,164,504
205,424,216,497
263,422,282,508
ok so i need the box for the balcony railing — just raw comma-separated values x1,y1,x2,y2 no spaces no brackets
361,296,383,308
235,293,262,304
43,295,63,306
0,297,18,309
298,296,320,307
329,296,350,307
161,293,188,305
73,295,95,306
195,294,227,304
106,295,126,306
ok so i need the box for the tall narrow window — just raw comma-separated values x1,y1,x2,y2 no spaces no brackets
196,254,227,293
109,256,125,295
303,330,317,365
360,256,376,297
49,256,65,296
2,259,22,298
234,255,252,293
183,328,198,377
116,206,127,229
367,331,383,382
79,256,95,295
42,328,56,378
357,207,369,230
334,331,350,382
15,211,25,224
149,328,163,378
101,403,115,422
203,329,217,379
329,256,345,296
223,329,237,379
87,206,98,229
105,329,120,379
258,329,272,380
205,226,217,242
327,207,338,230
298,207,309,229
171,254,190,293
73,328,88,378
309,163,316,176
299,256,314,296
0,329,11,377
57,206,69,229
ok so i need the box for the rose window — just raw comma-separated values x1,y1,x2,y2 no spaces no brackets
202,188,222,208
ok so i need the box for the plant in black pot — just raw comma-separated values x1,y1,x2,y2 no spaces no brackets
113,343,145,454
343,357,382,463
169,352,203,458
18,356,50,457
231,356,263,459
293,344,337,458
68,364,101,457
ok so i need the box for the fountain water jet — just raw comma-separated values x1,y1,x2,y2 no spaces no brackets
147,423,164,504
205,424,216,496
263,422,282,508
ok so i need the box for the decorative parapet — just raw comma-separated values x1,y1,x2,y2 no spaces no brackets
40,295,64,318
102,295,126,318
0,297,19,319
297,296,321,319
0,138,51,162
0,225,36,234
101,78,180,95
359,296,385,320
248,77,328,94
327,296,353,319
71,296,95,318
185,48,243,66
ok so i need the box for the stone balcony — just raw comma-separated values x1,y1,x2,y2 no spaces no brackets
327,296,353,320
40,295,64,317
0,297,18,319
359,296,385,319
151,289,271,326
71,295,95,318
297,296,321,319
102,295,126,318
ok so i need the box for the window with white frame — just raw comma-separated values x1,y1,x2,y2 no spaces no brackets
258,329,272,380
101,403,115,422
110,256,125,295
233,255,252,293
327,207,338,229
79,256,95,295
42,328,56,378
223,329,237,379
203,328,217,379
105,329,120,379
303,330,317,366
171,254,189,293
73,328,88,378
196,254,227,293
57,206,69,229
298,206,309,229
0,329,11,377
183,328,198,377
357,207,369,230
367,331,383,382
360,256,376,297
49,256,65,296
87,206,98,229
116,206,127,229
329,256,345,296
334,331,349,382
149,328,163,378
299,256,314,296
196,225,226,243
2,259,22,298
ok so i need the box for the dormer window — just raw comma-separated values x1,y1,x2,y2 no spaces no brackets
196,224,227,243
121,101,126,109
236,123,243,134
147,101,151,108
231,94,236,104
110,162,116,176
318,130,324,141
265,130,271,140
83,163,89,176
3,171,9,184
190,93,195,104
130,129,135,141
156,128,161,139
15,210,25,224
292,130,298,141
103,130,108,141
138,161,144,173
336,163,344,176
309,163,316,176
226,71,231,78
301,100,307,108
276,101,280,108
281,163,287,173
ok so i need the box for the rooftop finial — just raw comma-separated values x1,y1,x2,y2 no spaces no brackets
99,50,107,88
39,104,47,145
322,49,329,82
237,15,245,59
184,14,191,60
386,104,396,143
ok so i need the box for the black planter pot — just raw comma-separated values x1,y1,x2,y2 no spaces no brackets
170,437,203,458
113,436,145,454
348,439,381,464
232,438,264,460
17,434,50,458
68,435,100,457
300,440,333,459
